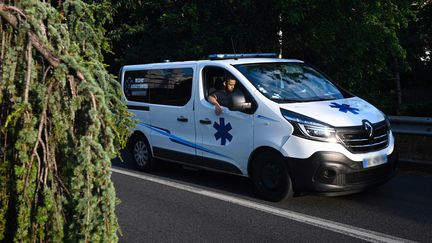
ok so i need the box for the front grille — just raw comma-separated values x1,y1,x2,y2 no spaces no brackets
336,121,389,153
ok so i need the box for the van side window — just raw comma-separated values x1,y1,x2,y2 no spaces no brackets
202,66,226,99
124,70,149,102
202,66,257,114
124,68,193,106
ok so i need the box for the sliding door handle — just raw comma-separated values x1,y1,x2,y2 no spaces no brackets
199,119,212,125
177,116,188,122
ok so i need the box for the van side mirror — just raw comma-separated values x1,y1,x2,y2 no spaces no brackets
229,90,252,112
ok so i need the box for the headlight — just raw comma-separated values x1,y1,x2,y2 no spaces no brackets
281,109,337,142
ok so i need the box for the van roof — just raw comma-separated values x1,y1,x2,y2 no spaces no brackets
121,58,304,69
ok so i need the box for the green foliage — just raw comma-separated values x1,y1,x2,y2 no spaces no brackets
105,0,424,115
0,0,133,242
277,1,413,97
105,0,280,71
400,1,432,88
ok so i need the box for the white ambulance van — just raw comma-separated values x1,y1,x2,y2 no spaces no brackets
120,53,397,201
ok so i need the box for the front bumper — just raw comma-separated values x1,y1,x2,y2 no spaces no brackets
286,150,398,195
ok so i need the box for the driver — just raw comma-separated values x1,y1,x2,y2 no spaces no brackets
208,78,236,115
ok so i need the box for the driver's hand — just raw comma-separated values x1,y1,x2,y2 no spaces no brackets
215,105,222,115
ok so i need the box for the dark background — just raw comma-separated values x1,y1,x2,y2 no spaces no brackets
90,0,431,116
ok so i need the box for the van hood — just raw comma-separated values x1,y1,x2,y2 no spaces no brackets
279,97,385,127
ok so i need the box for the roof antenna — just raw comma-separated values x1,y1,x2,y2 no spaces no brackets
230,37,236,54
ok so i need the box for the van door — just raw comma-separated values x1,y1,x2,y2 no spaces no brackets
195,66,255,175
145,67,197,162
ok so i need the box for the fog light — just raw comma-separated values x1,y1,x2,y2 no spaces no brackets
323,169,336,179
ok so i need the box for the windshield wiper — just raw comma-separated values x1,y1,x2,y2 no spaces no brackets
270,98,304,103
308,97,338,102
271,97,339,103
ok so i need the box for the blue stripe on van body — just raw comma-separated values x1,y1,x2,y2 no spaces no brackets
139,123,231,160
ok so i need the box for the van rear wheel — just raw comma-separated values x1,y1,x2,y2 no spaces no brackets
251,151,293,202
131,135,155,171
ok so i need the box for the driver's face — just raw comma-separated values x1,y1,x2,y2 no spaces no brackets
226,79,236,92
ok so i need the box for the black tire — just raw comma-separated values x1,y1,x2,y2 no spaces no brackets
131,135,155,171
251,151,294,202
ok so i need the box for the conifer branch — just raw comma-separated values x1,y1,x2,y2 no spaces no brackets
68,75,77,97
1,1,131,241
90,93,97,109
0,4,60,67
24,83,52,196
24,41,32,103
0,4,87,82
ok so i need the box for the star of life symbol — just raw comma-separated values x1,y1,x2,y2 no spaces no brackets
329,102,360,114
213,118,233,146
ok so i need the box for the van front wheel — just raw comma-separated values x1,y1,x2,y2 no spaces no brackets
251,151,293,202
131,135,155,171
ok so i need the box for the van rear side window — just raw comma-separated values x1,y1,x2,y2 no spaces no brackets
123,68,193,106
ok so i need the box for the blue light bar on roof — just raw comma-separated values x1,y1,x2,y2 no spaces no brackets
208,53,278,60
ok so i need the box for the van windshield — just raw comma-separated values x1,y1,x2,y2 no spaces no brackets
234,62,351,103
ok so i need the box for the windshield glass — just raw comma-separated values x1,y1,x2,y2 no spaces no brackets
234,62,351,103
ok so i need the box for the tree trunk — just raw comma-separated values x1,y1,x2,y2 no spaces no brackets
392,53,402,114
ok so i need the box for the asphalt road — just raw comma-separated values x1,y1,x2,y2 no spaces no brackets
112,154,432,242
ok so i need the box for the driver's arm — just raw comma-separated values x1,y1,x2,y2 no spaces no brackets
208,94,222,115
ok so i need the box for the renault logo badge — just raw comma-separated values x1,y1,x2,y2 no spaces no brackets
363,120,373,137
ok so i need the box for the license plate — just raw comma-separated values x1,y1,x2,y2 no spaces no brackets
362,154,388,169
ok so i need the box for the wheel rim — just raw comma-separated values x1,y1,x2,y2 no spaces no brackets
134,141,148,167
261,161,283,189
